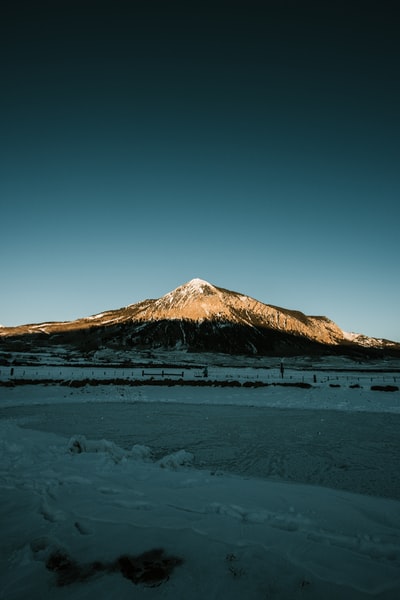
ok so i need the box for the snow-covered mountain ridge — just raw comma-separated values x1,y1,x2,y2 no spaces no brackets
1,278,399,357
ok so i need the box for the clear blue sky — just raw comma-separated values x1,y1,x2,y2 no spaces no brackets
1,1,399,341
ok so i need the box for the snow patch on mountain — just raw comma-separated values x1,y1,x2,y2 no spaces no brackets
185,278,215,293
343,331,397,349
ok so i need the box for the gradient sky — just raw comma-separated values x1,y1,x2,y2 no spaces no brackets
1,1,399,341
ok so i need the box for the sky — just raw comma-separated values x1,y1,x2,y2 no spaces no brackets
1,1,399,341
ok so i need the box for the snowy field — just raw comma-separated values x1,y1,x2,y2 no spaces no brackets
1,355,400,599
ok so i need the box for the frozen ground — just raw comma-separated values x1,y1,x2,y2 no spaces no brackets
1,396,400,500
1,355,400,598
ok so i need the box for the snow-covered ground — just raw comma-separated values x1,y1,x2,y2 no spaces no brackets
1,357,400,599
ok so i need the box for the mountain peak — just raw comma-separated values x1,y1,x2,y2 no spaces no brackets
187,277,212,287
154,278,221,317
180,278,216,294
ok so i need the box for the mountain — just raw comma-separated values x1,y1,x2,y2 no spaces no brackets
1,278,399,357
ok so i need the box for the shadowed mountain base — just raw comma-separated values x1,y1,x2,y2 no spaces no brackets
2,319,398,359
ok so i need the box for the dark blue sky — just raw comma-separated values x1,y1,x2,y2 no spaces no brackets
1,1,399,341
